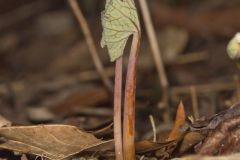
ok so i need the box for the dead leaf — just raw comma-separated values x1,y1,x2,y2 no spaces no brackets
174,153,240,160
136,140,177,159
91,122,113,138
27,107,55,122
158,26,189,63
0,125,111,160
168,101,186,141
179,131,204,154
190,103,240,131
21,154,28,160
197,116,240,155
52,87,109,116
136,140,175,154
0,115,11,127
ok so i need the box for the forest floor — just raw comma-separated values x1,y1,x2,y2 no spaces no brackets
0,0,240,159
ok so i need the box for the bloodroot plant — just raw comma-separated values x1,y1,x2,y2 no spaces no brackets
101,0,141,159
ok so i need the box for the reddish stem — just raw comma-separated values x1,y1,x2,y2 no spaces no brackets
123,32,141,160
114,57,123,160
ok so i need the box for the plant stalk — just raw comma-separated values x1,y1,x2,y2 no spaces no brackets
123,32,141,160
114,57,123,160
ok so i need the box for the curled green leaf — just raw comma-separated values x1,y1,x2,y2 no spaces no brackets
101,0,140,62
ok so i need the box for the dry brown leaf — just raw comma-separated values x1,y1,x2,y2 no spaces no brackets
190,103,240,131
168,101,186,141
179,131,204,154
21,154,28,160
197,116,240,155
0,125,111,160
135,140,177,159
136,140,176,154
0,115,11,127
173,153,240,160
91,122,113,138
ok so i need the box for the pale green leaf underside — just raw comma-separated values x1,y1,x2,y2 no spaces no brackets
101,0,140,62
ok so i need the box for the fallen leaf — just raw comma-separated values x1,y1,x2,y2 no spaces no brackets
21,154,28,160
167,101,186,141
0,115,11,127
52,87,109,116
0,125,111,160
91,122,113,139
158,26,188,63
136,140,177,159
173,153,240,160
27,107,55,122
197,116,240,155
190,103,240,131
179,131,204,154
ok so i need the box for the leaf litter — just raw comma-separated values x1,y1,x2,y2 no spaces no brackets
1,1,240,160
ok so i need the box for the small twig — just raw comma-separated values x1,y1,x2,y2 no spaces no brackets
67,107,113,117
190,86,200,119
165,51,209,65
149,115,157,142
68,0,113,93
140,155,145,160
138,0,170,122
123,32,141,160
114,57,123,160
143,122,173,140
170,82,236,96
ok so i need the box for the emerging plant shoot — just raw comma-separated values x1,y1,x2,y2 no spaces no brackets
101,0,141,159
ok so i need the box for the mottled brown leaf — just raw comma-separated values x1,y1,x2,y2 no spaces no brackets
190,103,240,131
198,116,240,155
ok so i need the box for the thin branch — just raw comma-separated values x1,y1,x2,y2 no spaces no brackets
138,0,170,122
140,155,145,160
68,0,113,93
149,115,157,142
123,32,141,160
114,57,123,160
170,82,236,96
190,86,200,119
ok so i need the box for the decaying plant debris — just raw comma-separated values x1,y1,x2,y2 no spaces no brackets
1,0,240,160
